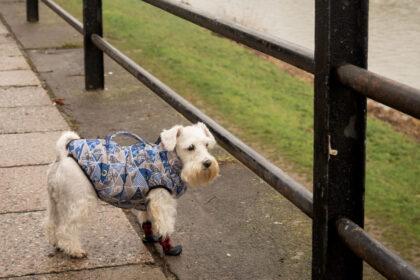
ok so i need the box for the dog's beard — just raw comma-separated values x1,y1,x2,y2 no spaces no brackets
181,160,219,187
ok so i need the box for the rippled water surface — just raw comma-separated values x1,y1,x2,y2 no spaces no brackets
171,0,420,89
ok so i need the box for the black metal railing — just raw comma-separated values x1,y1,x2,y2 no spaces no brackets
26,0,420,279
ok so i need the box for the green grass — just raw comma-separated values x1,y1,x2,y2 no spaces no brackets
56,0,419,262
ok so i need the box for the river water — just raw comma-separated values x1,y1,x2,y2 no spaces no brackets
171,0,420,89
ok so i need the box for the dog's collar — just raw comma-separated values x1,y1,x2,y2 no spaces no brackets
155,137,182,172
158,142,183,176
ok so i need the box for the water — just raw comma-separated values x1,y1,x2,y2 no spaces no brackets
171,0,420,89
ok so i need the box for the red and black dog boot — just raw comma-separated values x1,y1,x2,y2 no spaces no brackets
159,237,183,256
141,221,160,243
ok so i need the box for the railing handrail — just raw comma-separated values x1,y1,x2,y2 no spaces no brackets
337,64,420,119
337,218,420,280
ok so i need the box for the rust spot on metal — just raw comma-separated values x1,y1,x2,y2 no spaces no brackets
337,64,420,119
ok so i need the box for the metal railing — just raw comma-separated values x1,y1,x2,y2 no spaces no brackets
26,0,420,279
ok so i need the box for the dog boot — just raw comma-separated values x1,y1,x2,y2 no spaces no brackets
141,221,160,243
159,237,183,256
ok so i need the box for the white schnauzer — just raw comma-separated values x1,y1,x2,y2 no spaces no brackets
46,122,219,258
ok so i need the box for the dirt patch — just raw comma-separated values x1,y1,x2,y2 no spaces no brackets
253,50,314,84
367,101,420,139
365,217,420,266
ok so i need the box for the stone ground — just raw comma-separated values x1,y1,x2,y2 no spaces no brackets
0,1,384,279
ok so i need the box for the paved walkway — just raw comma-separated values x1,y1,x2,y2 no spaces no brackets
0,20,166,280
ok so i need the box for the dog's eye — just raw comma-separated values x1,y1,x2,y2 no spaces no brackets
205,143,209,147
187,145,195,151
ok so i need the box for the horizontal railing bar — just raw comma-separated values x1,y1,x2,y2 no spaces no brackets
91,33,314,218
336,218,420,280
141,0,314,74
337,64,420,119
41,0,83,34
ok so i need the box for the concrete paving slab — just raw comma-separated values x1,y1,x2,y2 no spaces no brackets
12,265,167,280
0,54,29,70
0,165,48,213
0,43,22,56
0,106,68,133
0,0,82,50
0,21,9,35
0,69,40,86
27,48,84,76
0,86,52,107
0,208,154,278
0,131,64,167
0,33,15,44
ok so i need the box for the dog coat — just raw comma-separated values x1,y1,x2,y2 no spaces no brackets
67,131,186,210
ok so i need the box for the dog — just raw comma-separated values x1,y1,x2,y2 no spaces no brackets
46,122,219,258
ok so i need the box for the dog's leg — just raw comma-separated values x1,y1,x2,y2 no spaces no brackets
45,162,58,247
46,192,59,246
131,209,160,243
131,209,148,224
51,158,97,258
147,188,182,256
46,163,59,247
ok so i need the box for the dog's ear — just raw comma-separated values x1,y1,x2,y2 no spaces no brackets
197,122,216,149
160,125,183,151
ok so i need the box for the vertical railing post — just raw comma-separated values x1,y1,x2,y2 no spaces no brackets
313,0,368,279
26,0,39,22
83,0,104,90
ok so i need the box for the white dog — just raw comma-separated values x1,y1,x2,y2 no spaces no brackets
46,123,219,258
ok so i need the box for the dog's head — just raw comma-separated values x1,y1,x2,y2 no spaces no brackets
160,122,219,187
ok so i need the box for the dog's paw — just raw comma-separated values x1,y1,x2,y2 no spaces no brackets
68,249,88,259
164,245,183,256
142,234,161,243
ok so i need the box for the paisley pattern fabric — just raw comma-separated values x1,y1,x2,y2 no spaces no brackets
67,131,186,210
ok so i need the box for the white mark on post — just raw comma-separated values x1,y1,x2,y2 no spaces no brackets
328,135,338,156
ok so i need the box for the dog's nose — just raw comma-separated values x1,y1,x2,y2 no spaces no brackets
203,160,212,168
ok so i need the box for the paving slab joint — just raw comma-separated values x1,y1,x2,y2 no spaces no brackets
0,209,46,215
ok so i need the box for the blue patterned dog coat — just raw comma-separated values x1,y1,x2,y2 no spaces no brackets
67,131,186,210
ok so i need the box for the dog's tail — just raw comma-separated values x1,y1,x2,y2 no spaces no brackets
56,131,80,160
